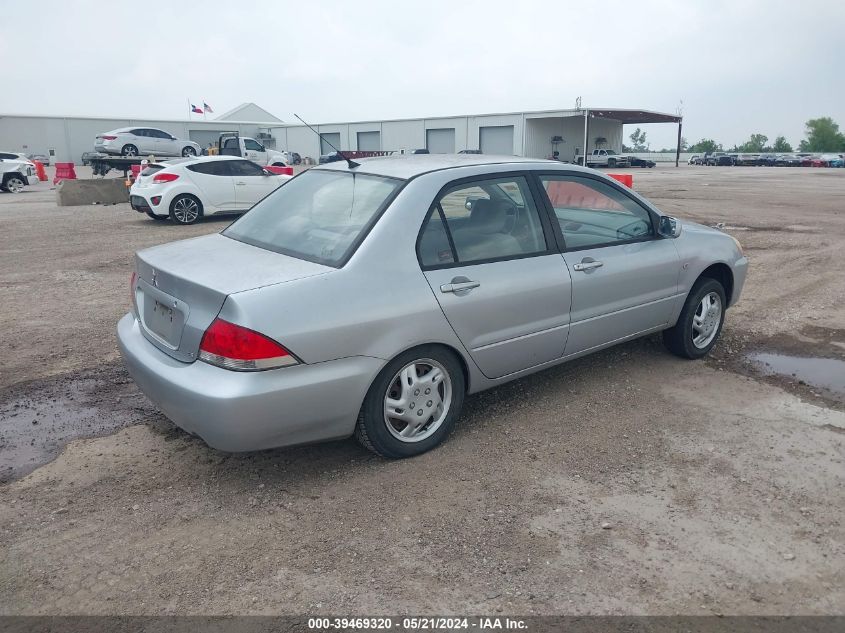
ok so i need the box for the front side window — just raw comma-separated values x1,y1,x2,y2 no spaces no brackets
225,170,401,267
540,176,654,250
418,176,547,268
244,139,264,151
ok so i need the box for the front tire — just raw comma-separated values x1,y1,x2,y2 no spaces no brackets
663,278,726,359
355,346,465,458
182,146,197,157
608,158,617,168
3,176,25,193
169,194,202,225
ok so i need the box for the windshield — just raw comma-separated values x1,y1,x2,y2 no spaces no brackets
224,170,402,267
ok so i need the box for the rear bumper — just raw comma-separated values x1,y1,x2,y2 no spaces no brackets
117,313,383,451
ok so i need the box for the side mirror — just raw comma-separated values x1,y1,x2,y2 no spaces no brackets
658,216,682,238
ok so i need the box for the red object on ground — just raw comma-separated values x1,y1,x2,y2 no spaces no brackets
33,161,48,182
264,165,293,175
53,162,77,184
608,173,633,188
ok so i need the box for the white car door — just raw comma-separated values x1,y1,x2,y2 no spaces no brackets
242,138,268,165
129,129,154,154
153,129,178,156
184,161,237,212
230,160,281,210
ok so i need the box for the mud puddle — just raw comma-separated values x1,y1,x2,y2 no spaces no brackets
0,362,161,482
748,352,845,400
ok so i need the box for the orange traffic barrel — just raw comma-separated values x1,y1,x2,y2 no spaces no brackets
33,161,48,182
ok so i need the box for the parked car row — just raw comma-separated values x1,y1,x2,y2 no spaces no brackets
689,152,845,167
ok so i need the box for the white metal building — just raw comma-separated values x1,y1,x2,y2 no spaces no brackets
270,107,682,163
0,105,681,165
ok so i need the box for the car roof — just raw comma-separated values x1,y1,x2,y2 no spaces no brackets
314,153,589,180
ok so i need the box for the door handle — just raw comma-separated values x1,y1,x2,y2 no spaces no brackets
572,259,603,272
440,280,480,293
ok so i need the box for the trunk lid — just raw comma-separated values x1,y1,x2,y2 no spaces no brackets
133,233,332,362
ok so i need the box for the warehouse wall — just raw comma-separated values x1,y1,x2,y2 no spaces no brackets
0,116,266,162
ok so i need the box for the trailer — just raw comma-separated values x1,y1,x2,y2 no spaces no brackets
89,155,151,178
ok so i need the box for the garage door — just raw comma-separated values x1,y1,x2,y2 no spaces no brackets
426,128,455,154
479,125,514,155
320,132,341,155
357,131,380,151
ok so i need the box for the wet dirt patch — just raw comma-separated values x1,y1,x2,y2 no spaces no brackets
0,362,162,482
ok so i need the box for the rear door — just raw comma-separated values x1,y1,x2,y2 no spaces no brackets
230,160,281,209
185,161,237,210
418,174,571,379
537,174,681,357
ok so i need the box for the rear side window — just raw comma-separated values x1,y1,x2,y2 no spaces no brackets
187,161,231,176
229,160,265,176
418,176,547,268
129,129,146,137
224,170,401,267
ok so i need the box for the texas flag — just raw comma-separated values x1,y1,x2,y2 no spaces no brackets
190,104,203,114
203,102,213,113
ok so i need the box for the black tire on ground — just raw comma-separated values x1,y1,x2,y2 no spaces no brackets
121,144,138,157
3,176,25,193
182,146,197,157
146,211,168,221
168,194,202,225
355,345,466,459
663,278,726,359
608,158,617,168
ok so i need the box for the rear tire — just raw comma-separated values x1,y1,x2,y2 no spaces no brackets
121,144,138,157
663,278,726,359
355,346,465,458
169,194,202,225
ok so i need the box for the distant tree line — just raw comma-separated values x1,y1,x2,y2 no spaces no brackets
624,117,845,154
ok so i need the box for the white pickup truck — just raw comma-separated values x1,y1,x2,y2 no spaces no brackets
576,149,630,168
218,133,291,166
0,158,38,193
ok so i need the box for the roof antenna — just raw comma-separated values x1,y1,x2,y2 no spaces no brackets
293,113,359,169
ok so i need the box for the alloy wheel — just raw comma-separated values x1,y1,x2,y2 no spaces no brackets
5,177,24,193
172,197,199,224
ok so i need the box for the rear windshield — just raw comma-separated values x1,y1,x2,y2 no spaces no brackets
140,165,165,177
224,170,402,267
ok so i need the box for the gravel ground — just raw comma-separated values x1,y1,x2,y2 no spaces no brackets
0,165,843,615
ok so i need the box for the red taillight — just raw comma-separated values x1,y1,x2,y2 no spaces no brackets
101,135,117,140
199,318,297,371
153,172,179,183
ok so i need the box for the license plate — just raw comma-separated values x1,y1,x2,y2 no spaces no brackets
147,300,175,340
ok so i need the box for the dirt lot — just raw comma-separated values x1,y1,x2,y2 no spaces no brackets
0,165,843,615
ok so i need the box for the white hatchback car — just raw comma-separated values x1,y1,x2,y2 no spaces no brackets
129,156,290,224
95,127,201,158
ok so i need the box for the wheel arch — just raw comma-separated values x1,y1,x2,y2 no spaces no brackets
169,192,204,216
379,341,472,394
696,263,734,305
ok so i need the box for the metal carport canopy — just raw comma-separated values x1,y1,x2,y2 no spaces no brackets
588,108,682,124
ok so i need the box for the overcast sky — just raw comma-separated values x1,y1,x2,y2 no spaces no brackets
2,0,843,149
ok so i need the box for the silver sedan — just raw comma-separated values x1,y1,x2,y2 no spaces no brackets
118,155,747,458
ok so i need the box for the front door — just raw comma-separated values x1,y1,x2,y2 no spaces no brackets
229,160,280,210
418,175,572,379
537,174,681,357
185,161,237,211
243,138,267,164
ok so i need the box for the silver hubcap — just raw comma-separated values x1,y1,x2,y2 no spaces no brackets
123,146,137,156
692,292,722,349
6,178,24,193
183,148,194,156
173,197,199,223
384,359,452,443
